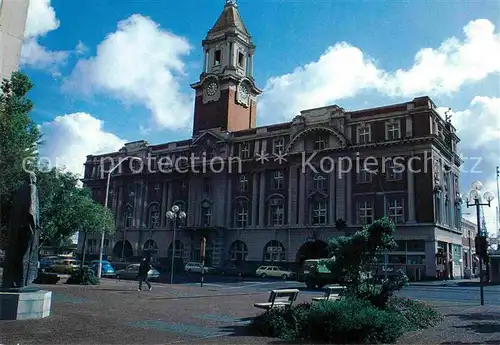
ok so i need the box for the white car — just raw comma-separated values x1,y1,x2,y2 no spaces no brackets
184,262,214,274
256,265,295,280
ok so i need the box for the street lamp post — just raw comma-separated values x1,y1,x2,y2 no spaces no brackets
97,157,129,279
166,205,187,284
464,180,495,306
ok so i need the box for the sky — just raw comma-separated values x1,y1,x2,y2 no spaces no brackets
20,0,500,233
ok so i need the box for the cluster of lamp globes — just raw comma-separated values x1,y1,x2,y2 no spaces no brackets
462,181,495,205
166,205,187,220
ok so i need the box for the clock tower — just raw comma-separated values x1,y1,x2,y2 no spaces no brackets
191,0,262,135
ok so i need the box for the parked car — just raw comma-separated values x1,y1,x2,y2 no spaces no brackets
184,262,215,274
221,263,245,276
88,260,116,277
39,256,60,272
48,258,81,274
115,263,160,281
256,265,295,280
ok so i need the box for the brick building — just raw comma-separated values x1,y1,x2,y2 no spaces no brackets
461,217,478,278
81,0,463,280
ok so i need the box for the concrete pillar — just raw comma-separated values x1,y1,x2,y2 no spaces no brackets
289,167,298,226
298,171,306,225
425,239,438,278
329,168,336,223
249,54,253,76
258,172,266,226
225,175,233,225
407,169,416,223
141,183,149,229
161,182,167,227
251,173,258,227
116,185,123,227
202,50,207,73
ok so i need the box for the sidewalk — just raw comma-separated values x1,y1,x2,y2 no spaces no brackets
410,278,480,287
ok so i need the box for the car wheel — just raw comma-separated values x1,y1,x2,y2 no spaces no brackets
260,273,267,278
282,274,288,280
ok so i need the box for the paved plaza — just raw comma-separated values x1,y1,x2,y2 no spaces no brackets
2,278,500,344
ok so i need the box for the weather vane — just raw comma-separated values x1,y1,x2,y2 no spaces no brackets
444,108,452,123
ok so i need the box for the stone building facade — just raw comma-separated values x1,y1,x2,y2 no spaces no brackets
461,217,478,278
80,1,463,280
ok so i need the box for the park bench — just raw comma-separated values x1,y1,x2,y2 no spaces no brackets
254,289,299,310
312,285,345,302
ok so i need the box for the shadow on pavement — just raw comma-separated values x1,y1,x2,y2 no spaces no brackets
441,342,500,344
455,323,500,334
447,312,500,321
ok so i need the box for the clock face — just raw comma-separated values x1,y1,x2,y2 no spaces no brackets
206,82,218,96
239,84,249,100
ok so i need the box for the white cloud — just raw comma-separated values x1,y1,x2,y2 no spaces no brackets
38,113,126,176
63,14,194,131
259,18,500,122
21,0,70,71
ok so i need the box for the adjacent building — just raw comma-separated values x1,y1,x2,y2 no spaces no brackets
461,218,478,278
0,0,30,79
81,1,463,280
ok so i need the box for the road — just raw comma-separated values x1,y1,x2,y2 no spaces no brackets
155,273,500,306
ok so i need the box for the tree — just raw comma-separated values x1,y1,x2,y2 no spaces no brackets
0,72,41,234
73,189,115,270
326,217,408,308
36,167,82,250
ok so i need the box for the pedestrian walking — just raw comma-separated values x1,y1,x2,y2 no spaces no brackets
137,256,152,291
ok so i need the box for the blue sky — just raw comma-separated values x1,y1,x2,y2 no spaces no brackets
20,0,500,232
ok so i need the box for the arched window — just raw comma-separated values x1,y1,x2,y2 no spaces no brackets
263,240,285,262
124,206,133,228
143,239,158,252
313,173,326,190
149,203,160,229
167,240,184,259
229,240,248,261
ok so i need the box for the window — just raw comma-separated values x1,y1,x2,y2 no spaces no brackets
313,173,326,189
125,206,133,228
235,201,248,227
264,240,286,261
201,202,212,227
272,138,285,154
312,200,327,225
385,159,402,181
239,174,248,192
203,178,211,195
358,200,373,224
87,239,97,254
386,120,401,140
240,142,250,158
272,171,284,189
238,52,244,67
357,124,371,144
357,169,373,183
388,199,404,224
149,204,160,229
314,136,326,150
229,240,248,261
269,198,284,226
168,240,184,258
214,50,221,65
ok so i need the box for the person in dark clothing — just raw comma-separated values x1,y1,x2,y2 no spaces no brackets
137,257,152,291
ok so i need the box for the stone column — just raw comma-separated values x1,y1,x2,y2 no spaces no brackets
116,185,123,227
406,169,416,223
225,174,233,225
160,182,167,227
287,168,293,226
202,50,207,73
249,54,253,77
141,183,149,229
298,170,306,225
289,167,297,226
251,173,258,227
167,182,173,215
258,172,266,226
329,168,336,224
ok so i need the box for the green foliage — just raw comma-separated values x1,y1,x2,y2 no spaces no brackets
326,217,406,307
66,267,100,285
251,299,409,344
33,272,60,284
0,72,41,231
387,297,443,331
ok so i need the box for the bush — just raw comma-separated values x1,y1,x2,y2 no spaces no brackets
66,267,100,285
33,272,60,284
387,297,443,331
251,298,408,344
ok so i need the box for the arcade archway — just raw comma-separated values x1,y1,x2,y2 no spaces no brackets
296,240,329,263
113,240,134,260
